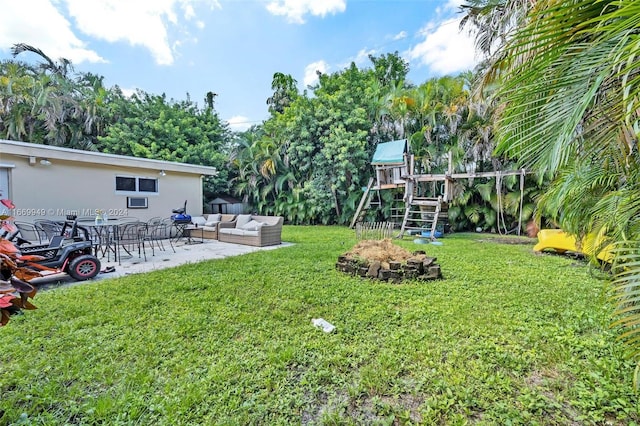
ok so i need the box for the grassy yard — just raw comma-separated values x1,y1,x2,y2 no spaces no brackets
1,226,638,425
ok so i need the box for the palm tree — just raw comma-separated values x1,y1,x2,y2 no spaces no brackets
405,76,468,174
459,0,532,59
7,43,103,149
0,61,38,141
11,43,73,77
463,0,640,385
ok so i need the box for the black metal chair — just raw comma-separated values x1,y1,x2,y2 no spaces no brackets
13,221,46,244
147,217,162,226
144,217,175,255
33,220,63,242
113,221,148,265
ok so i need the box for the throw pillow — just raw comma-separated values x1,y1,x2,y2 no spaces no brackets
240,220,264,231
208,213,222,222
235,214,252,228
191,216,207,226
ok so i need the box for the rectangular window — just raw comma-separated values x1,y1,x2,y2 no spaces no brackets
115,176,158,194
138,178,158,193
115,176,136,191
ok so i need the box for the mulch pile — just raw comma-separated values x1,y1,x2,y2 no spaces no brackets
338,239,442,282
343,239,417,269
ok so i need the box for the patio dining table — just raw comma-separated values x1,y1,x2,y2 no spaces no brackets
76,218,138,263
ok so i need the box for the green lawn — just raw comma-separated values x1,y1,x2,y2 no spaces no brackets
1,226,638,425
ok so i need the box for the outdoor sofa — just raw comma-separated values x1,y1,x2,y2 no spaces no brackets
188,214,236,240
218,214,283,247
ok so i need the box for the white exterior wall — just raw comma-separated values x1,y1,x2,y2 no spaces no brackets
0,141,215,223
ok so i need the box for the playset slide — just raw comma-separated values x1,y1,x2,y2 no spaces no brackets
533,229,614,263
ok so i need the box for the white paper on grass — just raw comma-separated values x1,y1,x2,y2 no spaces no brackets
312,318,336,333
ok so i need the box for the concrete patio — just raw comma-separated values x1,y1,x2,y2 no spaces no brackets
31,239,292,286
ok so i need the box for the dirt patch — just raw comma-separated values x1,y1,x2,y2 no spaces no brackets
525,369,581,424
301,390,424,425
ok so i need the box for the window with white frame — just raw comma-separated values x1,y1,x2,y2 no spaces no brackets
115,176,158,194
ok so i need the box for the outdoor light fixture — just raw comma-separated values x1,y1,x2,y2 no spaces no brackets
159,170,167,176
39,159,52,166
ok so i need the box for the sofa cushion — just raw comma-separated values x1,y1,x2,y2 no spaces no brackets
235,214,252,228
205,220,220,227
207,213,222,222
191,216,207,226
219,228,259,237
240,220,263,231
232,229,259,236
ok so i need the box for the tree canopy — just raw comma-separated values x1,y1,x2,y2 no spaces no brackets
1,45,534,232
0,44,233,198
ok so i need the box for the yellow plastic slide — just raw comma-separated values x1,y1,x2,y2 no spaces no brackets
533,229,614,263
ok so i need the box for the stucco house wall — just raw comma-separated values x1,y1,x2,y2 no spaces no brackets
0,140,217,222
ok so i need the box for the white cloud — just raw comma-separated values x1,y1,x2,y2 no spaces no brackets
226,116,252,132
0,0,105,64
337,48,375,70
0,0,220,67
65,0,221,65
65,0,178,65
353,48,376,67
266,0,346,24
120,87,137,98
303,60,328,87
435,0,464,15
405,17,478,75
392,31,407,41
183,4,196,20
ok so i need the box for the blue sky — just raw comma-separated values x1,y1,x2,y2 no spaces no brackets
0,0,478,131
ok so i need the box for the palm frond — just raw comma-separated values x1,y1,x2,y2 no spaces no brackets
610,242,640,353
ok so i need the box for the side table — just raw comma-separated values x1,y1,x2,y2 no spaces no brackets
184,225,204,244
171,220,190,243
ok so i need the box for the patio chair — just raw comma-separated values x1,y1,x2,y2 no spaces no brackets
116,216,140,223
144,218,175,255
112,221,148,265
14,221,47,244
147,216,162,226
33,220,63,242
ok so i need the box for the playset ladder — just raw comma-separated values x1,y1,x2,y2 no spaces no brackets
397,194,443,239
388,193,406,225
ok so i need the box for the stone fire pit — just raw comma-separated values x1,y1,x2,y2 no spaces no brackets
336,239,442,283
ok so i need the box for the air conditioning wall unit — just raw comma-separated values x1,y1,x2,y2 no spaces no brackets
127,197,148,209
